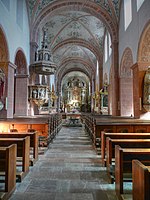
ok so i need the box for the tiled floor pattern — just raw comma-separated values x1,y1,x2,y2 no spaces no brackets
9,126,121,200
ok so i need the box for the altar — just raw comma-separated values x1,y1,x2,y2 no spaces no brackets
65,112,82,126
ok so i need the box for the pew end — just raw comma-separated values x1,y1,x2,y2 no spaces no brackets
0,144,17,200
132,160,150,200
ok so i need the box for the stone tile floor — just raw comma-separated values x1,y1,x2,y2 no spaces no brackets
9,126,132,200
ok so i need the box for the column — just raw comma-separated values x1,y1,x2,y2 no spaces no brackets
131,63,140,118
14,74,29,116
0,62,16,118
111,41,120,116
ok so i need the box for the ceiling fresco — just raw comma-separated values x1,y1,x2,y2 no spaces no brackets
27,0,120,20
26,0,120,81
42,11,105,49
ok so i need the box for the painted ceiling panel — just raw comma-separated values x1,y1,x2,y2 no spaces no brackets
27,0,118,78
27,0,120,19
53,44,96,66
43,11,105,49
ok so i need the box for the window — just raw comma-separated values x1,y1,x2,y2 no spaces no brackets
108,33,112,57
124,0,132,30
16,0,23,29
104,34,108,63
137,0,144,11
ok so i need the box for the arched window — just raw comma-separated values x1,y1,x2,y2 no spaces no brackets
124,0,132,30
137,0,144,11
108,33,112,57
104,34,108,63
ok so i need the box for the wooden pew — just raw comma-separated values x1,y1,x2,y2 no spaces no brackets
101,132,150,166
0,131,38,166
0,137,30,182
0,144,16,200
115,146,150,200
132,160,150,200
106,137,150,183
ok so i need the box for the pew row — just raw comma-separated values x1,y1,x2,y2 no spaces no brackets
0,132,38,166
81,113,150,150
115,146,150,200
106,137,150,183
0,137,30,182
0,144,16,200
132,160,150,200
101,132,150,166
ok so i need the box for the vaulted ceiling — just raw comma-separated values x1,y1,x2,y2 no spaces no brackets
26,0,120,83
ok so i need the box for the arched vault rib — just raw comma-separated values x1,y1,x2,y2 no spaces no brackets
57,65,92,88
31,0,118,43
53,38,103,64
57,57,95,76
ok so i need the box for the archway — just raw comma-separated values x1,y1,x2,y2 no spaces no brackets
61,71,90,113
0,26,9,118
14,49,28,116
120,47,133,116
135,21,150,118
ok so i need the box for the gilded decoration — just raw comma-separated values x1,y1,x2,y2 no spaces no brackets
61,73,90,112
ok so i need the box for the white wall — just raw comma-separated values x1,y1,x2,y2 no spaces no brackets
103,54,112,85
119,0,150,64
0,0,30,66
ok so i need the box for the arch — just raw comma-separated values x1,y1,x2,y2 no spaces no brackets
56,58,95,83
120,47,133,116
137,21,150,117
58,67,91,85
53,38,102,63
14,49,28,116
31,0,118,43
0,26,9,62
14,49,27,75
120,47,133,78
138,20,150,69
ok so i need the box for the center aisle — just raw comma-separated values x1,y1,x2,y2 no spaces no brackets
10,126,118,200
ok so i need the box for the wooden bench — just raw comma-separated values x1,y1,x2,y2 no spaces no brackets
115,146,150,200
106,137,150,183
132,160,150,200
101,132,150,166
0,144,16,200
0,137,30,182
0,132,38,166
